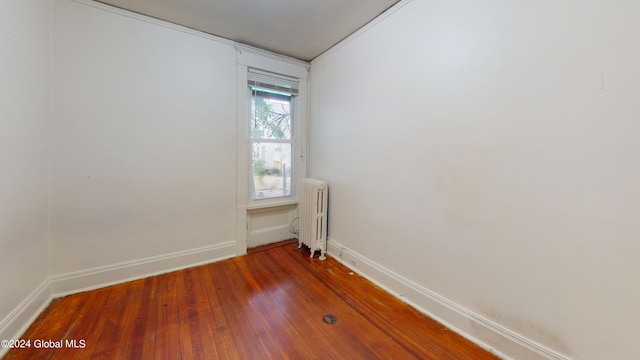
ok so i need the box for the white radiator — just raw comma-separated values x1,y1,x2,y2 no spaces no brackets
299,178,328,260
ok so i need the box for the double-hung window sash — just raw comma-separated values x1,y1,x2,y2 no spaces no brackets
248,69,299,200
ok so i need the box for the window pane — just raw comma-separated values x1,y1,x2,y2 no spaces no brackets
251,90,291,140
252,142,292,200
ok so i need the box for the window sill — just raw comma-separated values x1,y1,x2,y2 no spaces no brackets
247,198,298,211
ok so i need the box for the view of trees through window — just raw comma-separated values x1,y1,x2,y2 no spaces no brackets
250,89,293,200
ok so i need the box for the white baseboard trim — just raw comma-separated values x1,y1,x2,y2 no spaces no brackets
0,279,52,359
50,241,236,297
0,241,236,358
326,238,569,360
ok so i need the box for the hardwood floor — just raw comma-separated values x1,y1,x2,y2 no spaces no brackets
4,242,498,359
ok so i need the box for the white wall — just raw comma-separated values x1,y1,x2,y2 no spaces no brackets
50,0,238,275
2,2,306,346
247,205,297,248
310,0,640,359
0,0,51,336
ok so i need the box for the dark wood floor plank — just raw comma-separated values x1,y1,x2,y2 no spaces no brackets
4,295,82,360
239,252,332,359
111,279,148,360
139,277,160,359
62,287,114,360
180,267,205,360
155,272,183,360
250,249,406,359
175,271,196,360
88,283,131,359
126,277,154,360
195,265,236,359
283,244,494,359
4,242,498,360
282,249,416,359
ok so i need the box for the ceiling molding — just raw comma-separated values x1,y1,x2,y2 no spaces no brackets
92,0,401,61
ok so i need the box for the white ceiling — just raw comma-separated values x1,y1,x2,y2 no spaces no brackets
95,0,400,61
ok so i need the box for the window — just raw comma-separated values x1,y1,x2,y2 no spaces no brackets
248,69,298,200
235,49,308,253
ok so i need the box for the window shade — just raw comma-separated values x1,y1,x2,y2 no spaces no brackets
248,68,299,96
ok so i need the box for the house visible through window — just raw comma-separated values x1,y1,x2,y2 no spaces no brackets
248,70,298,200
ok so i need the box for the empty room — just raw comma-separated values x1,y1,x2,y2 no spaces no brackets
2,0,639,359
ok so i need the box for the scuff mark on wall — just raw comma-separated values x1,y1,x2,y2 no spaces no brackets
479,305,573,357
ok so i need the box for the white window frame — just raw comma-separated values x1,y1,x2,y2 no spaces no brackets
235,47,309,255
248,71,297,202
